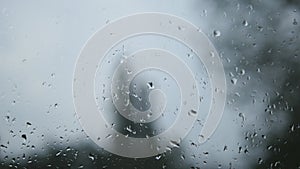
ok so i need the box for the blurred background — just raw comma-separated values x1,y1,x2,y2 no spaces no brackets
0,0,299,168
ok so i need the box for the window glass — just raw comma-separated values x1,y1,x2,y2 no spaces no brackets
1,0,299,168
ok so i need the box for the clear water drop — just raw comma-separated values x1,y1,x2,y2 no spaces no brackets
188,109,198,116
293,19,298,25
239,69,245,75
147,82,154,89
88,153,95,161
213,30,221,37
155,155,162,160
21,134,27,141
231,78,238,85
26,122,32,127
242,20,248,26
170,140,180,148
55,150,62,157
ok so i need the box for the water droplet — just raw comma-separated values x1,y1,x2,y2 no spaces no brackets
105,134,112,139
21,134,27,141
202,10,207,16
257,25,263,31
188,109,197,116
238,146,242,153
210,51,215,57
239,112,245,122
274,161,280,167
0,144,7,149
248,4,254,11
293,18,298,25
213,30,221,37
180,154,185,160
26,122,32,127
55,150,62,156
256,68,261,73
5,115,10,122
242,20,248,26
290,124,295,132
124,98,130,106
239,69,245,75
88,153,95,161
127,69,132,74
177,26,185,31
223,145,228,151
198,134,206,143
125,126,133,133
165,146,172,151
156,146,161,151
147,82,154,89
231,78,237,85
155,155,162,160
170,140,180,148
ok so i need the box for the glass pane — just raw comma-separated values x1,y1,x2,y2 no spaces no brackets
1,0,299,168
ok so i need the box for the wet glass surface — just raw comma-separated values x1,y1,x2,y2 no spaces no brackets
1,1,300,168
